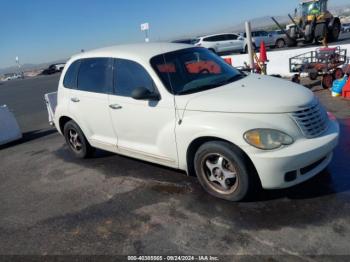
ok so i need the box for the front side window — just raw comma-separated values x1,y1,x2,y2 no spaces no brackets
63,60,80,89
77,58,113,94
114,59,155,97
151,47,245,95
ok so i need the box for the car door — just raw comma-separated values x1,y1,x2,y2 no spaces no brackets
225,34,243,52
203,35,224,52
261,31,274,46
215,34,233,52
108,58,178,168
252,31,263,47
68,57,118,152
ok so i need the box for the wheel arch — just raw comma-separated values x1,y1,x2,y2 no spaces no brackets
58,116,73,134
185,136,259,183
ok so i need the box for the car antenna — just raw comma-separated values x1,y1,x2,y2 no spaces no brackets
160,44,183,125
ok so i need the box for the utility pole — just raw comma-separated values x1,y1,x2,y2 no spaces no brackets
15,56,22,77
245,21,254,72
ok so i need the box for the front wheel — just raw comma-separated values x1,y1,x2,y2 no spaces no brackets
63,120,95,158
194,141,257,201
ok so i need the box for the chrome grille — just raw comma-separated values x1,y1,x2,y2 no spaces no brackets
292,103,328,138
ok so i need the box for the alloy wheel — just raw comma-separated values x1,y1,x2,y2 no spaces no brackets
201,153,239,194
68,129,82,152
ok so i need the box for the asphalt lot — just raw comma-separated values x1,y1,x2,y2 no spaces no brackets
1,74,350,258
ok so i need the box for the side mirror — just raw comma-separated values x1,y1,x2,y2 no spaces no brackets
238,36,244,41
131,86,160,100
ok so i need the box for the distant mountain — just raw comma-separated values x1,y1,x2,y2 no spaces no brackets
0,59,67,75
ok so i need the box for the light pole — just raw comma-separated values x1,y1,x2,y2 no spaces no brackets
15,56,22,77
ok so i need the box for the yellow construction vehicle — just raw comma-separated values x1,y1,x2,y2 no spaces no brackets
272,0,341,46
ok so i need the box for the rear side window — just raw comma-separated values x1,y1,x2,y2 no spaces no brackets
114,59,155,97
63,60,80,89
204,35,225,42
77,58,113,94
226,34,238,40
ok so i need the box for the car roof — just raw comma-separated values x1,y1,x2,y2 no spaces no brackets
69,42,191,62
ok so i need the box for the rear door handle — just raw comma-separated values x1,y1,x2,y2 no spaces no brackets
109,104,122,110
71,97,80,102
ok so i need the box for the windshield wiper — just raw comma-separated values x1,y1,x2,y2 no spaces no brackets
177,83,222,95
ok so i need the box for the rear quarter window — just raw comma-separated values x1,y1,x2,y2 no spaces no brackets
63,60,80,89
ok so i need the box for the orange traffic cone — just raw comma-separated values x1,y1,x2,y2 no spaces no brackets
259,41,268,63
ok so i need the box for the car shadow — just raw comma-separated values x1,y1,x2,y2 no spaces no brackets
54,119,350,202
0,128,57,150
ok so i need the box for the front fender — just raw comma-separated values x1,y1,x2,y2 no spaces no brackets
176,111,301,171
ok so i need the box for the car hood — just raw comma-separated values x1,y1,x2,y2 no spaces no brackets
176,74,315,113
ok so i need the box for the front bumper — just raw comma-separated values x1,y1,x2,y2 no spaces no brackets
249,119,339,189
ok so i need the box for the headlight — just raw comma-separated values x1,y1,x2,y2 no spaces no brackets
243,129,294,150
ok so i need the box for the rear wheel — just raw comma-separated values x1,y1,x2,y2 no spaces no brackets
287,27,297,47
194,141,258,201
63,120,95,158
315,23,327,44
328,21,341,42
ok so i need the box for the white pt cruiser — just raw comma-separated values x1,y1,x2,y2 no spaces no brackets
51,43,339,201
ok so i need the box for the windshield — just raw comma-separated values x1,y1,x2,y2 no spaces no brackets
150,47,245,95
301,1,320,16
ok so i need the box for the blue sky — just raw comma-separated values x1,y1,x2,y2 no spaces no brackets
0,0,348,68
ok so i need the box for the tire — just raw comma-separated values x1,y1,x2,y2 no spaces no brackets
304,24,314,43
194,141,258,201
63,120,95,158
328,21,341,42
286,27,297,47
276,39,285,48
315,23,327,43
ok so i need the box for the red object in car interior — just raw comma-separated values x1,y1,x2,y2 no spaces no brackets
157,63,176,73
185,61,221,74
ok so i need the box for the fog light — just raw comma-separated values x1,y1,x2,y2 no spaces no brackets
285,171,297,182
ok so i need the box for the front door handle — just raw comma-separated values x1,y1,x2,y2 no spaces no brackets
71,97,80,102
109,104,122,110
